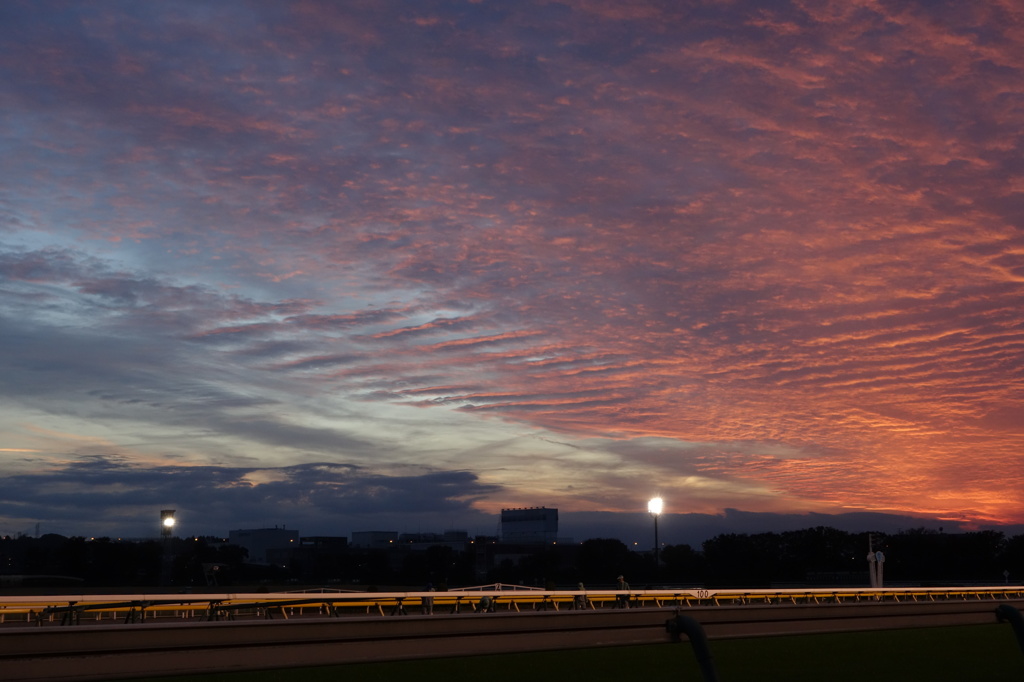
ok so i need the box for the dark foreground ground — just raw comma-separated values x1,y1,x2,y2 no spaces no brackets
126,623,1024,682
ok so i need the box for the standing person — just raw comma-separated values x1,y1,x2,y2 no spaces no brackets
616,575,630,609
574,582,588,610
422,582,435,615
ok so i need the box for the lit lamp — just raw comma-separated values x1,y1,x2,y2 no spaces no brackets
648,497,663,571
160,509,176,538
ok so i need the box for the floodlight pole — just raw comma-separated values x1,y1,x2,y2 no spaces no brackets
654,512,660,569
648,497,663,575
159,509,176,587
160,509,176,539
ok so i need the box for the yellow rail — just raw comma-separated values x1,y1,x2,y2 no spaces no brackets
3,586,1023,626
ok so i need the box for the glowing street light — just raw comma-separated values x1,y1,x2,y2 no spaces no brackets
160,509,176,538
648,497,663,572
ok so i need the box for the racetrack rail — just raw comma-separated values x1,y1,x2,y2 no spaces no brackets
2,587,1023,681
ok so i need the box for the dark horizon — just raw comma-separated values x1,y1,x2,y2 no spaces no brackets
11,509,1024,552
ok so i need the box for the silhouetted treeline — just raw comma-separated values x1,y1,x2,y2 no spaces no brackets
487,528,1023,588
0,535,249,588
689,527,1021,587
2,526,1023,590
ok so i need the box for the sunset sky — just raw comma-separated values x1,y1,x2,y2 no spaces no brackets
1,0,1022,545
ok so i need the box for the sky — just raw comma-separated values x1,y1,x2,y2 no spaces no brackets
1,0,1023,547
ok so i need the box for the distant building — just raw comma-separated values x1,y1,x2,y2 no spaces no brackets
398,530,470,552
500,507,558,544
287,536,349,583
351,530,399,549
228,527,299,565
300,536,348,550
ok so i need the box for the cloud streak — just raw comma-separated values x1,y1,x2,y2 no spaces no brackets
1,0,1022,539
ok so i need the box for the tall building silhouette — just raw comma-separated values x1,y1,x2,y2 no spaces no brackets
500,507,558,544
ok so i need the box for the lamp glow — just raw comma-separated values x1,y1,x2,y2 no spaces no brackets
648,497,663,574
160,509,176,538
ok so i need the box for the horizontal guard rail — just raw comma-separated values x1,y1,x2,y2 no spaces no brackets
4,585,1024,626
1,588,1024,681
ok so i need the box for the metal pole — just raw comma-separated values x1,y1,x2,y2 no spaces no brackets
996,604,1024,657
666,614,719,682
653,513,660,572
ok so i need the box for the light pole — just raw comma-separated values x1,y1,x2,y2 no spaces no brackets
648,497,663,574
160,509,176,539
159,509,176,587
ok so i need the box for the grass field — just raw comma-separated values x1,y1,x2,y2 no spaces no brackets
129,624,1024,682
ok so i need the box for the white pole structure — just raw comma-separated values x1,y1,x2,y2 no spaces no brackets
867,534,885,588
